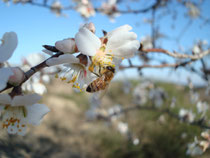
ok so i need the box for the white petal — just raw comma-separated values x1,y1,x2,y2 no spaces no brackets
108,40,140,58
46,54,79,66
12,94,42,106
0,93,12,105
55,38,76,53
75,27,101,56
107,25,132,37
0,32,18,62
0,67,14,91
106,32,137,50
26,104,50,125
25,53,46,66
32,82,47,95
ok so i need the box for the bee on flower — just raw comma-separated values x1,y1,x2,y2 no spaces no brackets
45,23,140,93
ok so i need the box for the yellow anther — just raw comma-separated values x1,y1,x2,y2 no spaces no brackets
55,74,59,78
60,77,67,81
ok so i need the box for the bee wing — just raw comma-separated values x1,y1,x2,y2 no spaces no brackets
96,85,109,100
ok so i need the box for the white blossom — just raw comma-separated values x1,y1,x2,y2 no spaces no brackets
0,93,50,135
0,32,18,90
141,36,153,49
75,0,95,18
51,0,63,17
196,101,209,115
0,32,17,63
185,2,200,19
117,122,128,135
179,108,195,123
100,0,120,22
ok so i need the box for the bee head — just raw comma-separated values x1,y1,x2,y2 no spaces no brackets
106,66,115,73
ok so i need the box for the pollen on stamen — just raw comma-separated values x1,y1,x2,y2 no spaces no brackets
55,74,59,78
60,77,67,81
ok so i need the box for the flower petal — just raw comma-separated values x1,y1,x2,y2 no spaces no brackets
0,32,18,62
46,54,79,66
109,40,140,58
75,27,101,56
107,25,132,37
12,94,42,106
26,104,50,125
106,32,137,50
31,82,47,95
0,67,14,91
0,93,11,105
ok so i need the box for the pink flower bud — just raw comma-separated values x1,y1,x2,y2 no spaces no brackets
55,38,76,53
8,67,25,86
84,22,96,33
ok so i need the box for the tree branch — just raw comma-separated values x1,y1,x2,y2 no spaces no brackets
142,48,210,60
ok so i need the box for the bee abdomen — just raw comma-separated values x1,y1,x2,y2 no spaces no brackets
86,79,106,93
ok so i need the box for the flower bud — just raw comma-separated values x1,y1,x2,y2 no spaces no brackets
55,38,77,53
83,22,96,33
8,67,25,86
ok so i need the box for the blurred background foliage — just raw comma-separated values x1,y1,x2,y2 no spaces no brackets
0,80,209,158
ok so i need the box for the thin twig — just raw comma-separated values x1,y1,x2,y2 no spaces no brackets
142,48,210,60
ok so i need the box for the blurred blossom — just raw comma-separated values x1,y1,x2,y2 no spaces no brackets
192,40,208,54
0,93,50,136
181,132,187,139
133,84,148,105
140,36,153,49
185,2,200,19
117,122,128,135
190,91,199,104
86,94,101,120
170,97,176,108
0,32,18,90
200,131,210,152
196,101,209,115
108,104,122,121
133,138,140,145
23,53,46,67
50,0,64,17
186,137,203,156
75,0,95,18
100,0,120,22
179,108,195,123
122,80,131,94
21,53,51,94
149,87,167,108
21,70,49,95
158,115,166,124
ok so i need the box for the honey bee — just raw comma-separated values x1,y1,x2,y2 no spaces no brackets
86,66,115,93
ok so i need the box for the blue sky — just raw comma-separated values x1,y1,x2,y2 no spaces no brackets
1,0,210,85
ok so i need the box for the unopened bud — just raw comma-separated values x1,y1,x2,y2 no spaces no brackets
84,22,96,33
55,38,76,53
8,67,25,86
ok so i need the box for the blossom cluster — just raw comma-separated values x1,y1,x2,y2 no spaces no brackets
0,23,139,136
44,23,139,92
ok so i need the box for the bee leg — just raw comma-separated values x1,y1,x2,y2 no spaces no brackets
92,72,100,77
